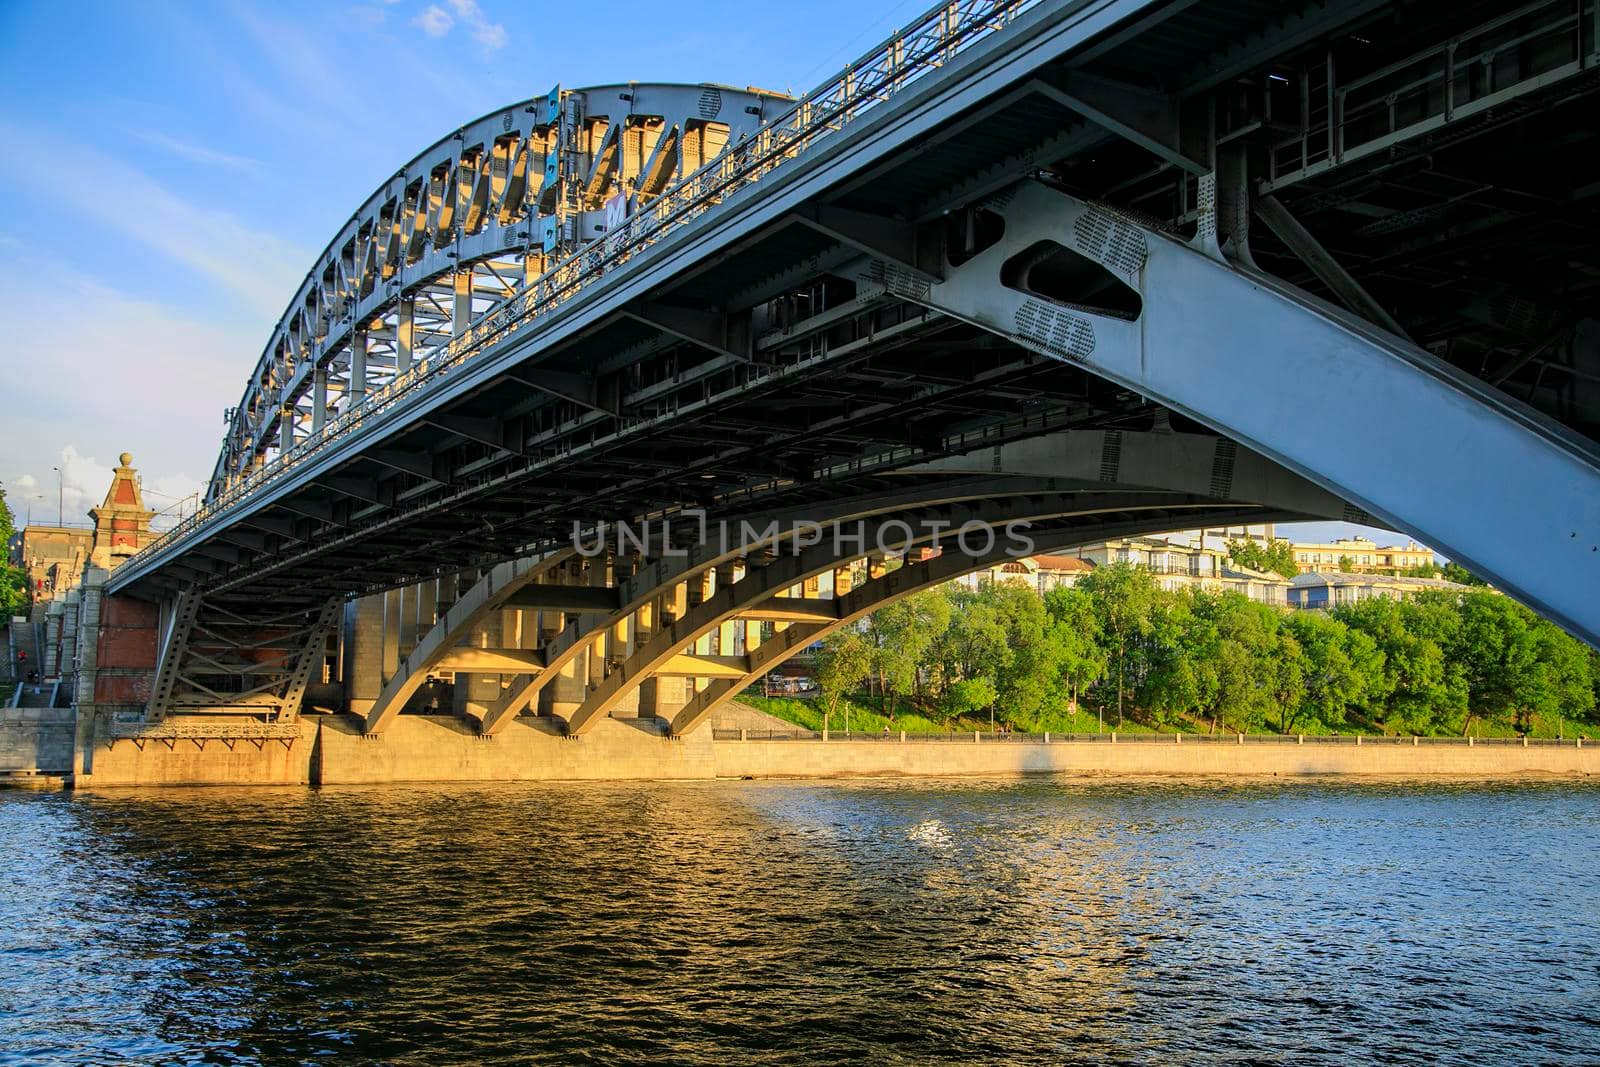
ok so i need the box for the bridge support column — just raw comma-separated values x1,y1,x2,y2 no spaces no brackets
381,589,402,680
636,676,686,724
396,297,415,374
312,366,329,432
453,611,503,725
452,269,473,336
344,594,386,716
69,568,107,779
349,326,368,406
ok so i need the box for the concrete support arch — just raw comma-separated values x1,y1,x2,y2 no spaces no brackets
566,493,1231,733
361,549,577,733
368,482,1088,734
471,483,1224,735
662,512,1269,736
916,179,1600,643
363,425,1350,735
494,490,1270,736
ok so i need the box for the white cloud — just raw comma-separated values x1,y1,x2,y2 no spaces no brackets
4,449,205,534
413,0,507,51
451,0,508,50
0,268,242,531
0,118,306,320
130,128,263,172
471,21,508,51
414,4,453,36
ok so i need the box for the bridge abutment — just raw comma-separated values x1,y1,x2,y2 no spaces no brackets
72,713,717,788
67,569,159,779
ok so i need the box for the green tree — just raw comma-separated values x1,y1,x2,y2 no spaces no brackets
1335,596,1466,734
1524,618,1595,736
814,629,873,734
1139,590,1213,729
933,586,1009,701
1282,612,1384,733
865,588,951,719
1452,591,1540,734
1442,561,1487,586
1269,628,1307,733
1077,563,1156,729
942,677,998,724
1193,593,1282,733
987,582,1056,726
1042,586,1106,713
1226,537,1298,578
1448,592,1596,735
1337,555,1355,573
0,489,28,618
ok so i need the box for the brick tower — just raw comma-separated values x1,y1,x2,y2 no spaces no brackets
88,452,157,571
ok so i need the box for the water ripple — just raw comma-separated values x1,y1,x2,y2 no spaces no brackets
2,779,1598,1064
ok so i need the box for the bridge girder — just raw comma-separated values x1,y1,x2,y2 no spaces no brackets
104,0,1600,729
913,180,1600,640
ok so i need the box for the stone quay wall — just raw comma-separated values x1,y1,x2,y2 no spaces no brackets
711,734,1599,779
0,708,74,775
65,717,1597,788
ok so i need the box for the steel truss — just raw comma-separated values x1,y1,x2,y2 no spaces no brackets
106,0,1600,722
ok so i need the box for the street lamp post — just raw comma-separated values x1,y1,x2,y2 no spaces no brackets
52,467,61,526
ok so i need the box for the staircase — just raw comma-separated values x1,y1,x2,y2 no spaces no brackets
7,616,42,683
15,683,55,709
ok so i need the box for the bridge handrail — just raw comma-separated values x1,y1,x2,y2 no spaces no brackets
105,721,304,741
125,0,1046,570
709,729,1592,745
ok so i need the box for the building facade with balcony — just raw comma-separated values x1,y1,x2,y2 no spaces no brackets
962,538,1291,606
1289,536,1435,573
1288,571,1474,610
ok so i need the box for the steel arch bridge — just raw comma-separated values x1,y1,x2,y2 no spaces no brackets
92,0,1600,740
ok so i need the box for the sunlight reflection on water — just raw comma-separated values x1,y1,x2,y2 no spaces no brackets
2,778,1598,1065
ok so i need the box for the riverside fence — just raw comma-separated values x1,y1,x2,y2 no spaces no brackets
711,729,1591,747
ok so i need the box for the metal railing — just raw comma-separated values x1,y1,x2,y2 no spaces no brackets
127,0,1046,573
711,729,1592,746
1265,0,1597,190
105,721,304,741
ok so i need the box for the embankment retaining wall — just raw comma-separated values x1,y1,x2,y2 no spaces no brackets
69,718,1600,787
711,736,1599,779
0,709,74,773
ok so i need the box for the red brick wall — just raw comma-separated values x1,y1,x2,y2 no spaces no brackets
101,597,159,631
94,595,159,705
95,672,153,704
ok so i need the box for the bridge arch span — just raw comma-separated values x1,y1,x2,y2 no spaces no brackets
360,486,1272,736
215,82,787,497
98,0,1600,743
358,427,1347,735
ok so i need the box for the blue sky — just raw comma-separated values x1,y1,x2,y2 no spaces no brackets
0,0,1399,549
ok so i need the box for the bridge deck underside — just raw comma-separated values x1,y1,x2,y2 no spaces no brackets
155,312,1179,614
109,0,1599,651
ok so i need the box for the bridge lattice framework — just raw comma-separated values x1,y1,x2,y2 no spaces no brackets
105,0,1600,731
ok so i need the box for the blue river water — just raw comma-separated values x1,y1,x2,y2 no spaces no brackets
2,778,1598,1065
